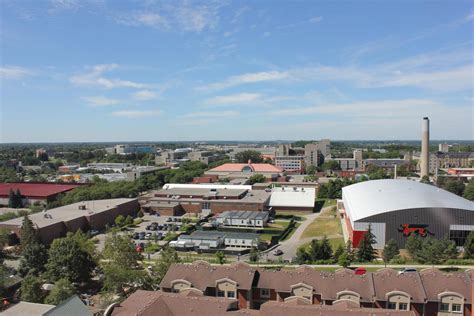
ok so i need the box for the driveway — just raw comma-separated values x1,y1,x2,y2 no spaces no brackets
263,206,341,262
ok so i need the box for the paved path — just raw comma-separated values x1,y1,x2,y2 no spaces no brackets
261,206,345,262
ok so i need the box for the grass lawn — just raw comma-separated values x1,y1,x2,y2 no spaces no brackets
260,220,291,242
300,237,344,251
301,206,342,239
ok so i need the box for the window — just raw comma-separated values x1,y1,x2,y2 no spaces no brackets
452,304,462,313
260,288,270,298
202,202,211,210
439,303,450,312
399,303,408,310
387,302,396,309
217,291,225,297
227,291,236,298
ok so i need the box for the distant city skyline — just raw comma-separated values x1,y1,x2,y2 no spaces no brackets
1,0,473,142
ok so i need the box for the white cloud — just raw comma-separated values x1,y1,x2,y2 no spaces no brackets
309,16,323,23
116,12,169,30
112,110,162,118
204,93,261,105
70,64,149,89
132,90,159,101
0,66,33,79
81,96,120,107
115,1,225,33
464,11,474,22
196,71,289,91
183,111,239,118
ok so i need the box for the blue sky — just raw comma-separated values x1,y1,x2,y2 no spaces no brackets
1,0,473,142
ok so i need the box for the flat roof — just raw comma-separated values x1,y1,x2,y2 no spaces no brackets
148,189,270,204
0,183,82,198
208,163,283,173
217,210,269,220
0,198,135,229
269,187,316,208
179,231,260,240
157,187,248,198
163,183,252,190
342,179,474,223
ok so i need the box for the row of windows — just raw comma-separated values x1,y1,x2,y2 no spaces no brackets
217,290,236,298
440,303,462,313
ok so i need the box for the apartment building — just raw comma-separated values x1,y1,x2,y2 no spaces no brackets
159,262,472,316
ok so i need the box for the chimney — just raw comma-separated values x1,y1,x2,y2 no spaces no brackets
394,164,397,179
420,117,430,178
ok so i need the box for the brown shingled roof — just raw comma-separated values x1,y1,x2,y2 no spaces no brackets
420,268,472,303
111,290,238,316
160,262,257,291
257,266,375,303
372,268,426,303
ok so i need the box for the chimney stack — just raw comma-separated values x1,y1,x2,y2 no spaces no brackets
420,117,430,178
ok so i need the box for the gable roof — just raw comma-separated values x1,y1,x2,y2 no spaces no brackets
160,262,257,291
420,268,472,303
43,295,92,316
2,302,55,316
372,268,426,303
0,183,82,198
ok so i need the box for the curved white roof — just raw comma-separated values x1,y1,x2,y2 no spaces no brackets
342,179,474,223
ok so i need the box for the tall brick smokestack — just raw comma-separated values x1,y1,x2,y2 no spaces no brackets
420,117,430,178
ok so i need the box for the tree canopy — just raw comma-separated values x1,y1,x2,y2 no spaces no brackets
234,150,263,163
248,174,266,185
356,225,377,262
44,278,75,305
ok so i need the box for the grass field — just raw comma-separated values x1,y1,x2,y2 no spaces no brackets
301,206,342,239
259,220,291,242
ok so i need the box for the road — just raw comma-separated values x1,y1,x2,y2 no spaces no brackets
260,208,320,262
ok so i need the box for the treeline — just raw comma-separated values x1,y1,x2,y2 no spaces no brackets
49,161,208,207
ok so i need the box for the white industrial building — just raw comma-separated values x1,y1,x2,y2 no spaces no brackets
215,211,269,228
338,179,474,249
269,186,316,212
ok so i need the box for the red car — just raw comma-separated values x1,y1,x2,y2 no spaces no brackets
354,267,367,275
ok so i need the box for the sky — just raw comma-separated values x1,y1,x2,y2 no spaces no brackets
0,0,473,142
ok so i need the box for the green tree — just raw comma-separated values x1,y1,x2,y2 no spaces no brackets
333,244,344,262
338,252,352,268
319,236,333,260
406,234,423,261
321,160,341,171
249,247,259,263
149,246,180,287
124,215,134,226
463,231,474,259
356,225,377,262
463,179,474,201
248,174,266,185
382,239,399,265
115,215,125,227
46,234,96,284
215,251,226,265
309,239,320,261
44,278,75,305
20,273,44,303
234,150,263,163
0,167,20,183
442,179,465,196
420,175,431,184
18,215,48,276
102,233,142,268
295,247,310,264
8,189,15,208
305,165,317,175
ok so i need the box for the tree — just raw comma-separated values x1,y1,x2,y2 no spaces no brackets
406,234,423,261
215,251,226,265
356,225,377,262
321,160,341,171
295,247,310,264
124,215,134,226
309,239,321,261
45,234,96,284
382,239,399,265
102,233,142,268
338,252,352,268
150,246,180,287
18,215,48,277
44,278,75,305
305,165,317,175
319,236,333,260
8,189,15,208
420,175,431,184
234,150,263,163
442,179,465,197
463,179,474,201
463,231,474,259
19,242,48,277
20,273,44,303
333,244,344,262
249,247,259,263
248,174,266,185
115,215,125,227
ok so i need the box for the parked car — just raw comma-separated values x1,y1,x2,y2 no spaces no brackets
166,217,172,222
132,233,139,240
273,249,283,256
89,230,99,237
354,267,367,275
139,232,146,240
145,233,152,239
398,268,417,275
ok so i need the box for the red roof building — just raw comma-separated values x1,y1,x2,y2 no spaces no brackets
0,183,82,206
205,163,284,182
